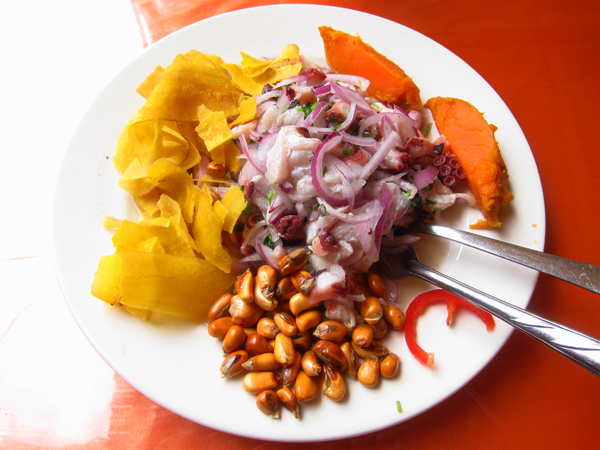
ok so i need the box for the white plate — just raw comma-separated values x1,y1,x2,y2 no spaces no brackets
53,5,545,442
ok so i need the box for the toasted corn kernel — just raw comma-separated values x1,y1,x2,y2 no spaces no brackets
282,351,302,387
256,390,280,419
256,317,280,339
222,325,247,354
244,332,273,355
220,350,249,378
352,323,374,348
291,331,312,352
380,353,401,379
235,269,255,303
254,266,278,311
256,389,279,419
207,161,227,178
370,317,388,340
382,304,405,330
206,293,233,324
301,350,322,377
275,277,298,301
296,309,322,333
242,372,281,394
229,295,264,327
312,320,348,342
358,355,380,388
273,311,297,337
275,302,292,314
294,370,319,403
360,297,383,325
274,333,296,367
340,342,359,380
208,317,235,339
242,353,281,371
288,292,315,316
277,388,300,419
312,340,348,372
321,365,346,402
367,273,386,298
351,340,390,359
290,270,315,294
277,248,310,275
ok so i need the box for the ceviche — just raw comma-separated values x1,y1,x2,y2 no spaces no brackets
91,26,510,418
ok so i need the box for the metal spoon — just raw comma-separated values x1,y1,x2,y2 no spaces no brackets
376,245,600,376
409,221,600,294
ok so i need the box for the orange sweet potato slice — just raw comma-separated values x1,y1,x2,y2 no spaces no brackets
425,97,514,228
319,26,422,110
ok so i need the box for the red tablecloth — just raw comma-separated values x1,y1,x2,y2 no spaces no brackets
10,1,599,449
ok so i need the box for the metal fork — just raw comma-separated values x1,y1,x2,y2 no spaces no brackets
409,222,600,294
376,245,600,376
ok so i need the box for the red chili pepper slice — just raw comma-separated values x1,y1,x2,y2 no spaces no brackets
405,289,495,366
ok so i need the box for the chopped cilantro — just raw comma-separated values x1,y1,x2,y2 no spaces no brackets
342,146,354,156
313,203,320,212
263,234,275,250
240,185,245,192
396,401,403,413
267,189,274,206
233,223,244,233
424,122,432,137
425,198,437,205
328,116,343,123
323,167,328,175
243,200,251,214
363,131,375,138
300,102,318,119
332,124,342,130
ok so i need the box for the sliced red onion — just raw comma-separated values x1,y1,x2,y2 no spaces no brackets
316,83,333,95
340,131,376,147
239,252,265,263
359,131,400,181
274,74,308,88
268,202,288,225
306,126,334,134
359,112,419,144
249,129,264,143
355,200,385,262
412,165,439,190
373,183,393,254
332,102,357,133
298,101,327,127
254,227,279,269
241,221,266,249
311,133,354,207
408,109,422,127
319,198,377,223
192,152,210,186
280,181,294,193
256,90,281,104
325,74,371,91
238,134,266,174
330,81,375,117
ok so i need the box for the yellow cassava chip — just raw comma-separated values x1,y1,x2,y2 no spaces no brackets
223,139,243,173
135,237,166,253
111,218,196,258
195,105,234,152
91,254,122,305
119,252,236,321
119,157,155,198
133,50,241,123
133,189,161,219
136,65,165,99
146,158,196,223
102,216,124,231
230,96,257,128
222,63,264,96
220,186,246,233
157,194,199,253
192,185,232,273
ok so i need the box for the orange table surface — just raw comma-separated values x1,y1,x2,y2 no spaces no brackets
8,1,598,449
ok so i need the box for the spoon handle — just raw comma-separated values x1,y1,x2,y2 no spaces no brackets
413,222,600,294
406,259,600,377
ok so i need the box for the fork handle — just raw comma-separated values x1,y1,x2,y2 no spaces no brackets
413,222,600,294
406,259,600,377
